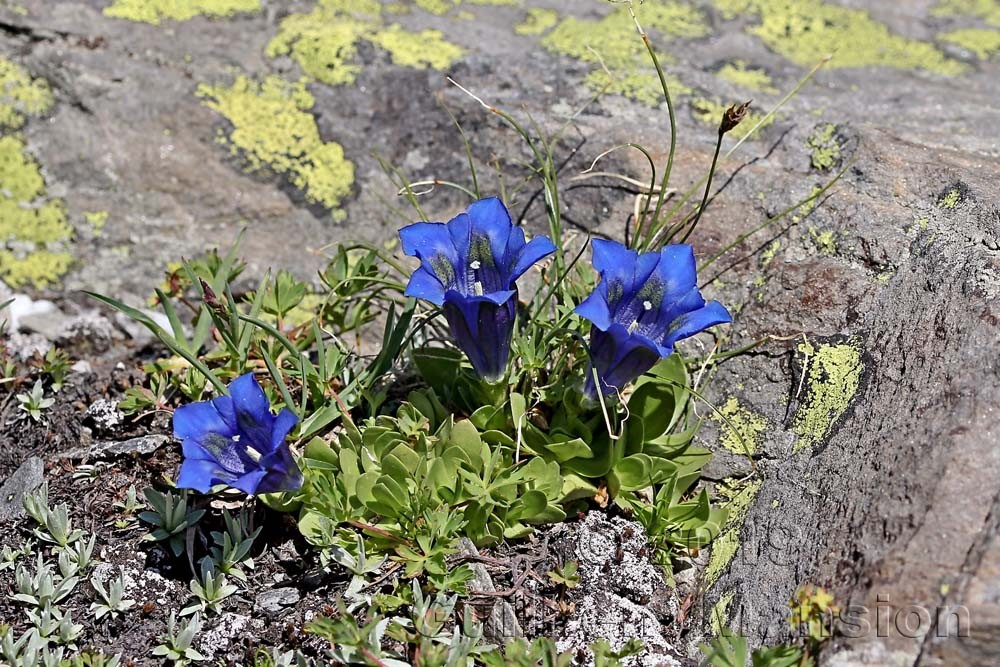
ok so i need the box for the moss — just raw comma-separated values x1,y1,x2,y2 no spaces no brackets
369,25,466,69
809,227,837,255
933,0,1000,26
692,98,772,139
807,123,841,170
940,28,1000,59
717,60,777,93
197,75,354,212
0,57,53,130
541,2,705,104
704,479,763,587
793,340,864,452
710,590,735,636
267,0,465,87
713,397,767,457
103,0,260,24
516,8,559,36
938,188,961,209
0,135,73,288
714,0,965,75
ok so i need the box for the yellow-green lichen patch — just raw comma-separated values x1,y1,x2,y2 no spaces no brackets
368,25,465,69
934,0,1000,26
807,123,841,170
792,339,864,452
713,397,767,457
541,2,706,105
266,0,464,88
0,57,53,130
938,187,962,209
940,28,1000,59
714,0,965,75
691,98,772,139
85,210,109,236
809,227,837,255
103,0,260,24
710,590,735,636
416,0,518,12
197,75,354,212
760,239,781,267
516,8,559,36
704,478,763,587
415,0,453,14
717,60,777,93
0,135,73,288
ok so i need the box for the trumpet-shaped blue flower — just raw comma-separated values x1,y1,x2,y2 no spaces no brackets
576,239,732,398
173,373,302,495
399,197,556,382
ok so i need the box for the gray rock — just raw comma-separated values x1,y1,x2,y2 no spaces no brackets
60,434,170,461
70,359,93,375
57,312,120,354
255,587,301,617
4,294,63,338
4,332,51,361
0,457,45,523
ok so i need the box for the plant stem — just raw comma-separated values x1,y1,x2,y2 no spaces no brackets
676,132,723,245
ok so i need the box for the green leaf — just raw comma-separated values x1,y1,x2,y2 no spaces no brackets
609,454,655,493
698,628,748,667
544,437,594,462
628,380,677,442
508,490,548,522
413,346,463,393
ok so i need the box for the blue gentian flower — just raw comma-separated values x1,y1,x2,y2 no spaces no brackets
173,373,302,495
399,197,557,382
576,239,732,398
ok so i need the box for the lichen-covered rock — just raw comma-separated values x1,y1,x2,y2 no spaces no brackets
551,513,680,666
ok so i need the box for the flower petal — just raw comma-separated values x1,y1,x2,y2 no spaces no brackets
177,457,232,494
399,221,460,289
584,324,660,398
228,469,270,496
228,373,277,450
510,235,557,282
654,244,697,296
173,398,235,443
575,285,612,331
404,266,447,305
443,290,516,382
466,197,513,265
663,300,733,350
270,408,299,451
591,238,638,287
257,445,304,494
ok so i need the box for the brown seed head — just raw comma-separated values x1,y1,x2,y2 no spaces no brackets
720,100,753,136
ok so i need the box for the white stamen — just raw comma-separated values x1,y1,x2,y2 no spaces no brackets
245,446,262,463
474,281,484,296
643,300,653,311
231,434,240,443
470,260,481,270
